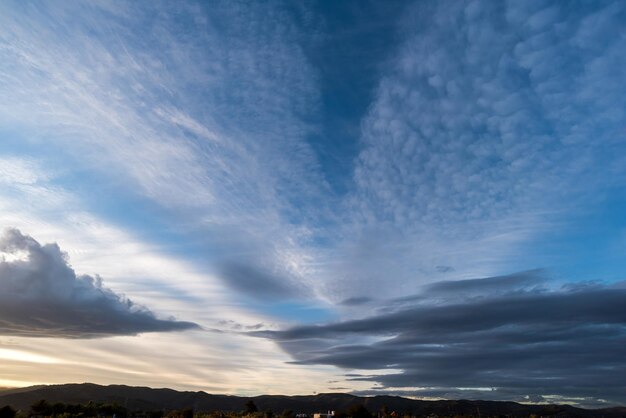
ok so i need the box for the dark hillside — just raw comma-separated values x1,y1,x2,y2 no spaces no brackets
0,384,624,418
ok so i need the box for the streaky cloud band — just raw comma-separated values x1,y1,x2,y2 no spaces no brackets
252,271,626,405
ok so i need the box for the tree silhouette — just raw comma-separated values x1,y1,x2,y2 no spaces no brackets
281,409,294,418
347,405,371,418
166,408,193,418
0,406,16,418
30,399,52,416
245,400,258,414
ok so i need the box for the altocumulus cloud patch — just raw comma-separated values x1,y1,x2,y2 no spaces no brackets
0,228,198,338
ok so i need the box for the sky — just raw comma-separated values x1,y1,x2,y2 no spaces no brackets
0,0,625,409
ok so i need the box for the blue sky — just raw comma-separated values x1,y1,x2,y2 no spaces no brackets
0,0,625,408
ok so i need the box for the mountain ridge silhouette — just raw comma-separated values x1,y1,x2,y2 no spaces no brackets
1,383,624,417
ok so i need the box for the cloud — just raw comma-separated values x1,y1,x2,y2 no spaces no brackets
0,228,198,338
1,0,626,398
218,261,306,299
253,271,626,406
422,269,546,300
339,297,373,306
322,0,626,300
0,1,343,393
0,0,329,307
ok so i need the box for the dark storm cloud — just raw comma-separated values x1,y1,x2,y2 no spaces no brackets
253,271,626,406
0,228,199,338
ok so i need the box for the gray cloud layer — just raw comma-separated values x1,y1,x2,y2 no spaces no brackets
218,261,309,299
0,228,198,338
254,272,626,406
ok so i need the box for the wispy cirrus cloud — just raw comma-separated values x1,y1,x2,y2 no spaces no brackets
0,0,330,305
0,157,298,389
0,0,347,393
